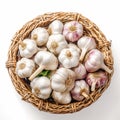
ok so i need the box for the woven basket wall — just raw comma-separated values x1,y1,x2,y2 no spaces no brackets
6,12,114,114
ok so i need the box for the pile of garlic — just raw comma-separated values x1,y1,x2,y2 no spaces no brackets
16,20,112,104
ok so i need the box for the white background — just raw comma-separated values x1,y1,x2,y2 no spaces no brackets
0,0,120,120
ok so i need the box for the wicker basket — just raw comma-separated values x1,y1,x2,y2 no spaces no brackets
6,12,114,114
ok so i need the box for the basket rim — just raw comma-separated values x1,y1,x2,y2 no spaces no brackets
6,12,114,114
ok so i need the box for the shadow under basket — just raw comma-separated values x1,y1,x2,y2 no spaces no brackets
6,12,114,114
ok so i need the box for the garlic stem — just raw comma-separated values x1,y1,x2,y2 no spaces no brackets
82,92,89,98
91,80,97,91
79,48,87,61
101,63,112,74
29,65,45,81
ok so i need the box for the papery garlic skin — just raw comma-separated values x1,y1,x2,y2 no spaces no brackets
30,77,52,99
52,91,71,104
19,39,38,58
73,63,87,79
63,21,83,42
68,43,81,53
71,80,89,101
47,34,68,55
31,27,49,46
77,36,96,61
16,58,35,78
48,20,63,34
58,48,79,68
51,68,76,92
29,51,58,81
86,71,108,91
85,49,112,73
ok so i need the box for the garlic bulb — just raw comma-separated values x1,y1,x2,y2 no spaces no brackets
51,68,76,92
31,27,49,46
85,49,112,73
71,80,89,101
86,71,108,91
63,21,83,42
30,77,52,99
16,58,35,78
77,36,96,61
48,20,63,34
19,39,38,58
47,34,68,55
58,48,79,68
73,63,87,79
29,51,58,81
68,43,81,53
52,91,71,104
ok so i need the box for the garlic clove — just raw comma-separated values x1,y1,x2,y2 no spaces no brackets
31,27,49,46
48,20,63,34
77,36,96,61
52,91,71,104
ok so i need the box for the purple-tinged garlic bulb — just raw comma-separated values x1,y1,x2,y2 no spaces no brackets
63,21,83,42
85,49,112,73
77,36,96,61
86,71,108,91
71,80,89,101
73,63,87,79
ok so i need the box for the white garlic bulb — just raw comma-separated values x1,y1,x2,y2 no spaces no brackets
31,27,49,46
19,39,38,58
85,49,112,73
77,36,96,61
30,77,52,99
58,48,79,68
47,34,68,55
48,20,63,34
73,63,87,79
29,51,58,81
16,58,35,78
71,80,89,101
52,91,71,104
51,68,76,92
